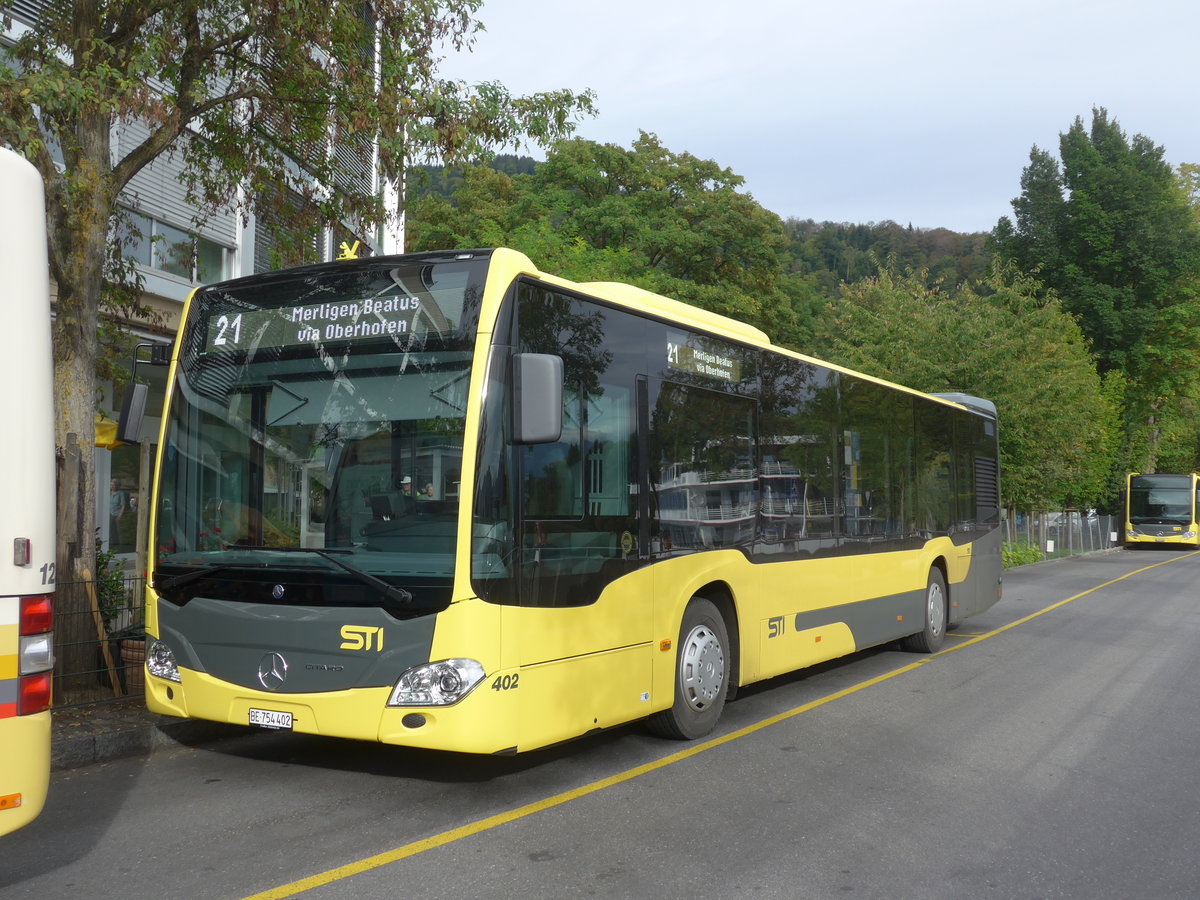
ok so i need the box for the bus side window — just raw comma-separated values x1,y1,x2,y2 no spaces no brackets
651,382,757,553
513,284,641,607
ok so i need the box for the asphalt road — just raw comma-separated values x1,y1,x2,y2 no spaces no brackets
3,548,1200,900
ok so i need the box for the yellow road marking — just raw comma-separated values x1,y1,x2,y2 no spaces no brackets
243,550,1198,900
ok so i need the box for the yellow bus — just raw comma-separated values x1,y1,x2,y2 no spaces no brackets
141,248,1002,753
1122,472,1200,548
0,147,56,834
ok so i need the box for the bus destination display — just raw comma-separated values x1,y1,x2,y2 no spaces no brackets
206,295,427,353
666,333,742,382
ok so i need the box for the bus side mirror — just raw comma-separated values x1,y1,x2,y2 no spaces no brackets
512,353,563,445
116,382,148,445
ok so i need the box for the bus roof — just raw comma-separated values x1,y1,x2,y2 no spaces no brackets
578,280,771,346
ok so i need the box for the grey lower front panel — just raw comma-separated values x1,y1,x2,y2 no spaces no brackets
156,597,436,693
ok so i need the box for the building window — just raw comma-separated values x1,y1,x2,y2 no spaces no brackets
253,189,328,272
119,209,231,284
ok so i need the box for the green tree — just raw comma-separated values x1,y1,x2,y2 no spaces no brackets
1177,162,1200,224
408,132,827,348
816,260,1116,510
0,1,593,593
994,109,1200,372
992,108,1200,473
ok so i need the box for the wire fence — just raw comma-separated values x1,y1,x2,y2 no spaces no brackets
52,575,146,708
1003,510,1118,563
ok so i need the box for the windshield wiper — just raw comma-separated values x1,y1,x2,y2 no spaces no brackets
232,546,414,607
156,561,281,595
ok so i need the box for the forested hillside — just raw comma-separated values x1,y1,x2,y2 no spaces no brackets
406,116,1200,512
413,155,992,298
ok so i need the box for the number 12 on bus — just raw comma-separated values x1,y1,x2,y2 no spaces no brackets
141,248,1002,754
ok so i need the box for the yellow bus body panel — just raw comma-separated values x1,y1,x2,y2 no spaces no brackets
488,565,658,750
0,711,51,836
0,628,17,677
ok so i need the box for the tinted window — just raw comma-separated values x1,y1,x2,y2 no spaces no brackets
651,382,757,552
915,401,954,537
756,355,839,558
515,284,640,606
841,377,917,552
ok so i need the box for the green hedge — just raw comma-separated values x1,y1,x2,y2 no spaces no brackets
1002,542,1044,569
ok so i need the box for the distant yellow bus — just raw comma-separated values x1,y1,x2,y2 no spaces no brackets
0,147,56,834
1122,472,1200,548
142,248,1002,754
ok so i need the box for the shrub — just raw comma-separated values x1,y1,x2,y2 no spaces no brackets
96,534,129,629
1002,542,1044,569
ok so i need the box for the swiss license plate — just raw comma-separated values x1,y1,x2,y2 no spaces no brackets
249,708,293,730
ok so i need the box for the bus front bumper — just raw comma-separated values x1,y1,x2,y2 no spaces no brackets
145,668,521,755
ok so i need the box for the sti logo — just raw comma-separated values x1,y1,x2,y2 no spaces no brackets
340,625,384,652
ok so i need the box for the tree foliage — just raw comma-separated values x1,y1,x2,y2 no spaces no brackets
409,132,829,348
992,109,1200,477
782,218,991,296
0,0,594,588
993,108,1200,375
815,260,1116,509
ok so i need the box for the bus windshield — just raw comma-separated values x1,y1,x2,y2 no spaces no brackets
1128,474,1194,525
154,255,488,610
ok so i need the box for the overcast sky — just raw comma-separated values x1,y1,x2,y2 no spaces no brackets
442,0,1197,233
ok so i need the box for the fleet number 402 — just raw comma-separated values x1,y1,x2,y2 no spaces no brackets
491,673,520,691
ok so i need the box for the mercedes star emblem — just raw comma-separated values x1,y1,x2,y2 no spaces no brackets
257,652,288,691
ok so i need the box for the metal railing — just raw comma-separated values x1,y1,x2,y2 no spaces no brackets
1003,510,1118,564
51,575,146,707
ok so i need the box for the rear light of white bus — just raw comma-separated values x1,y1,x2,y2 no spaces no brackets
18,594,53,715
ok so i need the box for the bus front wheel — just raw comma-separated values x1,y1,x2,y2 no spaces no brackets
647,597,730,740
901,568,947,654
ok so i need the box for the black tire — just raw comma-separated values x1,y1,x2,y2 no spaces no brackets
900,568,947,653
646,597,730,740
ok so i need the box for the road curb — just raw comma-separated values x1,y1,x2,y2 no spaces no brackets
52,713,242,770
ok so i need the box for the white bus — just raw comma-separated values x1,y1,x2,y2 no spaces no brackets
0,146,56,835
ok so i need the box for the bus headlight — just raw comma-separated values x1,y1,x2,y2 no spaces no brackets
147,640,181,683
387,659,485,707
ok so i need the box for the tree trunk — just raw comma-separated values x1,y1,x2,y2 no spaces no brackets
49,66,112,698
53,352,100,699
1143,399,1163,474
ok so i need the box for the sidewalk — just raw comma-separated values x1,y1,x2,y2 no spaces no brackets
51,699,239,770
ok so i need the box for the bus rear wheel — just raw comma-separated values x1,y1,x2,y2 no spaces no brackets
900,568,947,654
647,597,730,740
